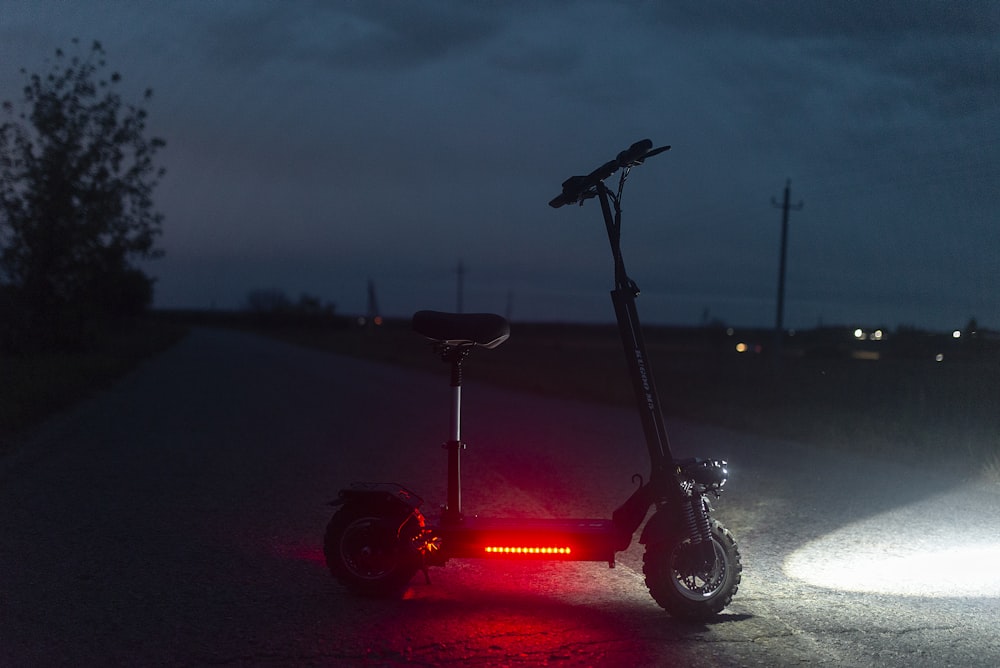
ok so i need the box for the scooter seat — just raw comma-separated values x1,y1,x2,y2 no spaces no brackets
413,310,510,349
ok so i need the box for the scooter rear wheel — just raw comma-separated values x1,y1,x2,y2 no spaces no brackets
642,519,741,619
324,503,421,596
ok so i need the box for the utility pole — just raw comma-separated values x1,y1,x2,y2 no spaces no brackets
456,260,465,313
771,180,803,358
366,278,380,327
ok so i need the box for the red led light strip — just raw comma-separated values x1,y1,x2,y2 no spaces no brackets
484,546,572,555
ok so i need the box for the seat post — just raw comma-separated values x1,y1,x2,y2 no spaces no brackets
412,310,509,524
440,345,470,524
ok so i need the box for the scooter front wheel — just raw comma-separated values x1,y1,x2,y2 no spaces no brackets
324,503,421,596
642,519,741,619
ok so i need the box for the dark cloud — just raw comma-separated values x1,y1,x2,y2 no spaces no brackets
488,37,580,77
200,1,504,72
650,1,999,40
648,1,1000,123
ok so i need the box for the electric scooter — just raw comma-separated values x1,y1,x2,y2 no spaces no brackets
324,139,741,619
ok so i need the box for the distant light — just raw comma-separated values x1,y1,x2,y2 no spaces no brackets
735,342,748,353
853,328,883,342
726,327,734,336
357,317,367,326
952,330,962,339
374,316,384,326
935,353,945,362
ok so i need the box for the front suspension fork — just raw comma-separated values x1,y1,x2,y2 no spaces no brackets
681,485,717,570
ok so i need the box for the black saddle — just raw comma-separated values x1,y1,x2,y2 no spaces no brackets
412,310,510,349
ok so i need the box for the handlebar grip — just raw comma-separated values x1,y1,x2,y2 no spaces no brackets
616,139,653,167
548,192,575,208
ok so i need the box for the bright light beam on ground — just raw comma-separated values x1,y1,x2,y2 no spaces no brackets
784,486,1000,598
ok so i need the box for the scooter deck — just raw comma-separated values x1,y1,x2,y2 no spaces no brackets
436,516,621,562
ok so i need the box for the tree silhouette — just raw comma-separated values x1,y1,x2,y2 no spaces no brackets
0,39,165,350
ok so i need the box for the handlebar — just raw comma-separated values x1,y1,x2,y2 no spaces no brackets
548,139,670,208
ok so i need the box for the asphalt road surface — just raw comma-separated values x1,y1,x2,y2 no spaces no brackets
2,328,998,666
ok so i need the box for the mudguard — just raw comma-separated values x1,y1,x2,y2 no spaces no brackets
639,507,682,547
331,482,424,514
611,481,653,551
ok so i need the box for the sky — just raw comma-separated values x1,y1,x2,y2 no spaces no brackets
1,1,998,331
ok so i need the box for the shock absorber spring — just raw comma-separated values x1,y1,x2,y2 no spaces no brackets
691,492,712,544
681,484,704,544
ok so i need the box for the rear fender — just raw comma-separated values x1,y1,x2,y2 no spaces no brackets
331,482,424,517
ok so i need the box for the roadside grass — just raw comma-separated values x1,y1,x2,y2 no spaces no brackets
256,319,1000,482
0,318,188,455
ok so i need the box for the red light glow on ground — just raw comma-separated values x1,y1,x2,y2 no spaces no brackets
369,560,663,665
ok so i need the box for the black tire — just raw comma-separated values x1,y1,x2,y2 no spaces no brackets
323,503,421,596
642,519,741,619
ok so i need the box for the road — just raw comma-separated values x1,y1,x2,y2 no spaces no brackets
2,327,998,666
